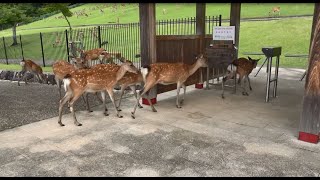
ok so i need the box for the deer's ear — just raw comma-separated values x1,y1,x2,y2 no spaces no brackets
119,57,125,63
248,56,252,60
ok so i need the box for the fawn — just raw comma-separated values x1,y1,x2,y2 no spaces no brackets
222,56,260,97
79,48,113,67
58,59,139,126
131,54,208,119
18,59,47,86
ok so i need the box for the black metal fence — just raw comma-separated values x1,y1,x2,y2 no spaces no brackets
0,15,221,67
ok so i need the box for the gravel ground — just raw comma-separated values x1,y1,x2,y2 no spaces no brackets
0,79,132,132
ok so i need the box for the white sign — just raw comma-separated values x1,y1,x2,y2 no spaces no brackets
213,26,235,44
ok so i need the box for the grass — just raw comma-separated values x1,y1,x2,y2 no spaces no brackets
0,3,315,72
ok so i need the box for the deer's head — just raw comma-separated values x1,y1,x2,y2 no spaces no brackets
69,55,88,69
119,57,139,74
195,54,208,68
248,56,261,68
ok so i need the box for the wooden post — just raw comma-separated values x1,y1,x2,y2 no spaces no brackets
195,3,206,89
230,3,241,59
139,3,157,105
299,3,320,144
305,3,320,88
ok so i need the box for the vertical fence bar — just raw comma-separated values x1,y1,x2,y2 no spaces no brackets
219,15,222,26
98,26,102,48
19,35,24,60
65,29,70,62
40,32,46,67
3,37,8,65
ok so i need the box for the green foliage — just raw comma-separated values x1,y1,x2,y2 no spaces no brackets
0,4,32,26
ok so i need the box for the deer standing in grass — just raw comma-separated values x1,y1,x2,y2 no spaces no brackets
18,59,47,86
269,6,280,17
222,56,260,97
58,59,139,126
131,54,208,119
79,48,113,67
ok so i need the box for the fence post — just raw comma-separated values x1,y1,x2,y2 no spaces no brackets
40,32,46,67
219,15,222,26
98,26,102,48
3,37,8,65
19,35,24,60
65,29,70,63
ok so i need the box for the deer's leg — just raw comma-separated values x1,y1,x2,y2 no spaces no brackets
17,70,26,86
106,87,122,118
180,83,186,104
247,75,252,91
68,91,84,126
55,77,62,99
241,75,249,96
130,85,143,108
95,92,103,104
58,91,73,126
116,85,127,111
85,93,93,113
101,91,108,116
131,81,157,119
176,82,182,108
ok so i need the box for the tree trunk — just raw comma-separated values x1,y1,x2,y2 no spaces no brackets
11,23,18,46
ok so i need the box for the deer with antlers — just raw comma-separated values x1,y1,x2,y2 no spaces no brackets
58,59,139,126
17,59,48,86
79,48,114,67
131,54,208,119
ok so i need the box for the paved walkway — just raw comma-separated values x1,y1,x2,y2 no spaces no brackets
0,67,319,177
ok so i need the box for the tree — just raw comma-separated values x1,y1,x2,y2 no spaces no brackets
43,3,73,36
0,4,33,46
43,3,77,56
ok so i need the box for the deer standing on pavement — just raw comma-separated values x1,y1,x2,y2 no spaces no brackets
58,59,139,126
222,56,260,97
131,54,208,119
18,59,47,86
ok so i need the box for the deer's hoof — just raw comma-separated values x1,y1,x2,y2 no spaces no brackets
104,112,109,116
176,105,182,109
221,95,225,99
250,88,253,91
118,109,122,112
88,110,93,113
242,92,249,96
77,123,82,126
152,109,157,112
59,123,65,127
138,105,143,109
118,115,123,118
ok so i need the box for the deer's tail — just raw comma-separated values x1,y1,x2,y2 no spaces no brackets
63,74,72,92
141,65,151,83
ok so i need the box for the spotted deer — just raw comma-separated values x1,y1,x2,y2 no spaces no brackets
79,48,113,67
17,59,47,86
131,54,208,119
269,6,280,17
222,56,260,97
58,59,139,126
82,57,144,112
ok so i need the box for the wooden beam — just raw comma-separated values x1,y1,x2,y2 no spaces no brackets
139,3,157,66
305,3,320,88
196,3,206,88
196,3,206,53
139,3,157,105
299,3,320,144
230,3,241,59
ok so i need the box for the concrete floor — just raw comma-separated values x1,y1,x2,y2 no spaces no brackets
0,66,319,177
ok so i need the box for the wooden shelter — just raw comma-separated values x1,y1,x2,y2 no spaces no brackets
138,3,320,144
